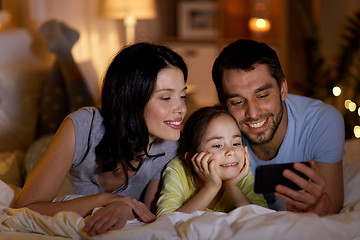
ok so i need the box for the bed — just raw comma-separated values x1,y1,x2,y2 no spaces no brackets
0,28,360,240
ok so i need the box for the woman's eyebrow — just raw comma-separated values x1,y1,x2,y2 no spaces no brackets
156,86,187,93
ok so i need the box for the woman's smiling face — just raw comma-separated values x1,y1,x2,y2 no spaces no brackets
197,114,246,180
144,67,187,143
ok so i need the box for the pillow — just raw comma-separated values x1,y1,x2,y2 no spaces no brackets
343,138,360,206
24,134,53,176
0,179,22,207
24,134,74,198
0,64,48,152
0,151,25,187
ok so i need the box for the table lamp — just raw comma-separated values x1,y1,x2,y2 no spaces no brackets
100,0,157,46
248,0,271,33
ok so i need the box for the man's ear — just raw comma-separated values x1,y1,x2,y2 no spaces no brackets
280,79,288,101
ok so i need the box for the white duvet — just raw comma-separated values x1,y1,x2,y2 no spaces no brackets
1,180,360,240
1,138,360,239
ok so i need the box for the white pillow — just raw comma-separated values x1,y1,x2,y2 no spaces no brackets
343,138,360,206
0,151,25,187
24,134,75,198
0,65,48,152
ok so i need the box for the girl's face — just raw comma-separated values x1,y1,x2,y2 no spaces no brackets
198,114,245,180
144,67,187,143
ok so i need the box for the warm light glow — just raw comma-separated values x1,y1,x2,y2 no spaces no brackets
332,86,341,96
248,18,271,32
100,0,156,19
254,3,266,11
354,125,360,138
349,102,357,112
0,10,12,30
345,99,352,109
100,0,157,45
358,107,360,116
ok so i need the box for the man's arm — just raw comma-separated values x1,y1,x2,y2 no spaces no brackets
316,160,344,213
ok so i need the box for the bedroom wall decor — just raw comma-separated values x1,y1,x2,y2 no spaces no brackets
100,0,157,45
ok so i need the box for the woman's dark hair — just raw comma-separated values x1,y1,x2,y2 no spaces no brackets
179,105,237,188
96,42,188,190
212,39,285,106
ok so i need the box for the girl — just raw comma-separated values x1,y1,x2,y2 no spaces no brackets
15,43,188,236
157,106,267,216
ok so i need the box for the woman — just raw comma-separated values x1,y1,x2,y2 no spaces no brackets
15,42,188,236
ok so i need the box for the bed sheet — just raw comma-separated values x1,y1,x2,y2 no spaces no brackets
1,194,359,240
0,139,359,239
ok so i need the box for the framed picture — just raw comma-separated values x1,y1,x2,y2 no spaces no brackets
177,1,218,40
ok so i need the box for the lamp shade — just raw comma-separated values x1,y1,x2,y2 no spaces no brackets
101,0,156,19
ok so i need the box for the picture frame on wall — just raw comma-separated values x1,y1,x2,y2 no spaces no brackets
177,1,218,40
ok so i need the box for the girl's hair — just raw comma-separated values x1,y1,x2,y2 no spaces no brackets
179,105,238,188
95,42,188,190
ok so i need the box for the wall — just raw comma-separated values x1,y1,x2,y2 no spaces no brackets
319,0,360,64
2,0,120,101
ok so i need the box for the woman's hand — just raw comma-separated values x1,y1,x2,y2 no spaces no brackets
84,196,156,236
84,201,134,236
274,160,330,214
191,152,222,190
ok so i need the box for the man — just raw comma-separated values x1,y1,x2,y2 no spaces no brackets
211,39,344,215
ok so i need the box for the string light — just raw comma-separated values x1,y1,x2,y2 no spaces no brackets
332,86,341,96
354,126,360,138
341,98,360,137
345,99,352,109
349,102,357,112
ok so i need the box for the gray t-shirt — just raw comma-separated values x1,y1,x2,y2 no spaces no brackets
66,107,178,200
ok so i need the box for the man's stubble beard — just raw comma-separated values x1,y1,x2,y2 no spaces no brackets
240,100,284,146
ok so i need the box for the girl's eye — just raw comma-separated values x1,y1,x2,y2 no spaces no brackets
181,95,187,99
233,142,242,147
212,144,222,149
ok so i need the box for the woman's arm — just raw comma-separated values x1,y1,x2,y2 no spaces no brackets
15,118,117,216
16,118,155,235
143,180,161,213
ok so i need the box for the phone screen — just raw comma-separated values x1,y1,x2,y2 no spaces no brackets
254,162,310,194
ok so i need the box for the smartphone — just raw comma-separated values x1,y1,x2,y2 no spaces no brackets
254,162,311,194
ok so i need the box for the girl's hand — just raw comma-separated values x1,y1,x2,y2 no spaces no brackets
191,152,222,190
224,146,250,188
84,196,156,236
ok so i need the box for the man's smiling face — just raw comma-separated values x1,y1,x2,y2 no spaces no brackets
221,64,287,145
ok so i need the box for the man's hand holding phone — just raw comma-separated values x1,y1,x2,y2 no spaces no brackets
274,160,331,215
255,160,331,215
